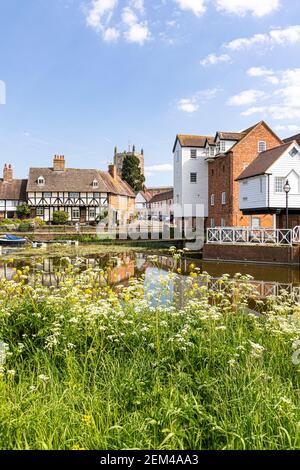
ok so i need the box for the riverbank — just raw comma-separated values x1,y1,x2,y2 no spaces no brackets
0,265,299,450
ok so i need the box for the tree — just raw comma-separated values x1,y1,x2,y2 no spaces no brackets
121,155,145,192
16,203,30,219
52,211,69,225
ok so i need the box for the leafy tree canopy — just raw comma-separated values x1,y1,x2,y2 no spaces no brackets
121,155,145,192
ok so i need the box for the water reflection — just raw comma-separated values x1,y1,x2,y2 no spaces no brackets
0,251,299,300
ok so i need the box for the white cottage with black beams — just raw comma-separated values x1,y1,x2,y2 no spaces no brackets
27,155,135,224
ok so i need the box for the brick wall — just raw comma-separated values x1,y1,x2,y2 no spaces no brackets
203,243,300,265
208,122,282,228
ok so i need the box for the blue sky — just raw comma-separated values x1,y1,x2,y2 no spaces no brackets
0,0,300,186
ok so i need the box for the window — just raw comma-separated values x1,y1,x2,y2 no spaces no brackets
190,149,197,159
211,194,215,206
258,141,266,153
92,180,98,188
243,197,248,201
72,208,80,219
210,146,215,156
221,218,226,227
36,207,44,216
89,208,96,219
93,192,100,198
220,141,226,153
252,218,260,229
260,177,263,193
43,192,51,198
70,192,80,199
289,147,299,157
275,177,285,193
222,192,226,205
37,176,45,185
190,172,197,183
216,142,220,154
210,218,215,228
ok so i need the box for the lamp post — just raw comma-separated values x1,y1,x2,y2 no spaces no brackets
283,180,291,230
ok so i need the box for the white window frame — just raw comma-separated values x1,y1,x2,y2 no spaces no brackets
221,192,226,205
190,149,197,159
221,218,226,227
89,207,96,219
275,177,285,193
258,141,266,153
37,176,45,186
220,141,226,153
72,208,80,219
210,218,215,228
36,207,44,216
211,194,215,206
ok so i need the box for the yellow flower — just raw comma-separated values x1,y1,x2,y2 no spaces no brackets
177,268,182,274
82,415,93,426
72,444,86,451
190,272,197,278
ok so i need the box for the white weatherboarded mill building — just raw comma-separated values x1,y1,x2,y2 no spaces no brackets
237,140,300,228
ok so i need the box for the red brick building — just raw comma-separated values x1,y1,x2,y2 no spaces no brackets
206,121,283,228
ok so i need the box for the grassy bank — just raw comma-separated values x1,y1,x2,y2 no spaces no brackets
0,264,299,450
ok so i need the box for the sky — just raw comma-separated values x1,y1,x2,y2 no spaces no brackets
0,0,300,186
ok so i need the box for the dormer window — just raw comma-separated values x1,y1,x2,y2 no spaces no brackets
92,179,99,188
37,176,45,186
220,141,226,153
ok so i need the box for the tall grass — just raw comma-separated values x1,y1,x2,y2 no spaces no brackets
0,259,299,450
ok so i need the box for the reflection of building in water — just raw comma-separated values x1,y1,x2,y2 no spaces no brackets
107,254,135,284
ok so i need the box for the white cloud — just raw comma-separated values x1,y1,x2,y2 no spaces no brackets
200,53,232,67
86,0,118,33
215,0,280,17
273,124,300,133
124,22,150,44
122,5,150,45
247,67,274,77
177,98,199,113
227,89,266,106
177,88,220,113
174,0,207,17
145,164,173,172
103,27,120,41
226,25,300,51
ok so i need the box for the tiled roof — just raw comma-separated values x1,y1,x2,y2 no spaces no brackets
174,134,214,152
283,133,300,146
27,168,135,197
236,142,292,181
149,189,173,203
0,179,27,201
137,191,152,202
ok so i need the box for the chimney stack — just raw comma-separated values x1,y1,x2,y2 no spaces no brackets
53,155,65,171
3,164,13,182
108,164,118,179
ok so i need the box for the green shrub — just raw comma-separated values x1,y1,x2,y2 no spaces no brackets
18,221,33,232
52,211,69,225
16,203,30,219
33,217,46,228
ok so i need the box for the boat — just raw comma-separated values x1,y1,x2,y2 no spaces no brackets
0,234,27,246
